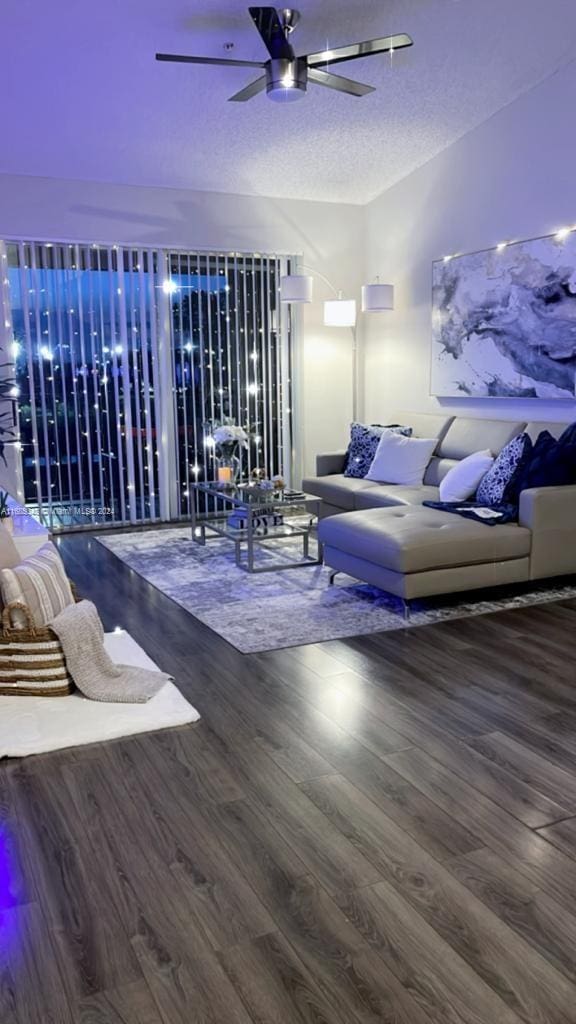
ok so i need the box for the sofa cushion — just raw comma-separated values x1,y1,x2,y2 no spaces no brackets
438,418,526,460
423,457,459,485
318,507,531,575
301,474,375,510
354,485,440,509
391,411,453,443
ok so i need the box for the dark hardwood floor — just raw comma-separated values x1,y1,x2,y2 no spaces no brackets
2,531,576,1023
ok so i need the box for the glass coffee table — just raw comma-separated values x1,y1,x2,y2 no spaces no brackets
190,481,323,573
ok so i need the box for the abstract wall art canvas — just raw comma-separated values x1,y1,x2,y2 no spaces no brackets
431,233,576,398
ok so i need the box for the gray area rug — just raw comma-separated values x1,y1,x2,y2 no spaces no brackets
97,527,576,653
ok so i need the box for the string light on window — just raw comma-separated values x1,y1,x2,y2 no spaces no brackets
162,280,179,295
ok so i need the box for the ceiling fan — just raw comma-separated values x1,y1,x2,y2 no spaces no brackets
156,6,413,103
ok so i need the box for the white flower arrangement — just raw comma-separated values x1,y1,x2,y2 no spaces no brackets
212,424,249,448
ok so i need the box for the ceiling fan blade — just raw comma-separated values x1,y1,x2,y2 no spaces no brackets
228,75,268,102
249,7,294,60
308,68,374,97
306,33,413,69
156,52,265,68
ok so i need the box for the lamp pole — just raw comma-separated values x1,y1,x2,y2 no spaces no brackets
295,264,359,422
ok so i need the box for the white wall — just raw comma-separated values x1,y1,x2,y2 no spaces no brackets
363,59,576,427
0,174,364,482
4,54,572,495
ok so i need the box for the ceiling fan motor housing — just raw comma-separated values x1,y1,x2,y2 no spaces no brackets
266,57,307,100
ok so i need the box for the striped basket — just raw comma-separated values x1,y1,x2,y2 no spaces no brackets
0,601,74,697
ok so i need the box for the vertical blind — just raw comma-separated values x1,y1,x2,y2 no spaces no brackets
3,241,292,530
166,251,290,518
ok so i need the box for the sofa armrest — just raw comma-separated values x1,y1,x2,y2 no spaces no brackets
316,452,347,476
519,485,576,578
519,485,576,528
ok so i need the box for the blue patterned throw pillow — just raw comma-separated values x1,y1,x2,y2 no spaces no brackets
344,423,413,478
476,432,533,505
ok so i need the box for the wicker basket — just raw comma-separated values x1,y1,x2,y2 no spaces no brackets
0,601,74,697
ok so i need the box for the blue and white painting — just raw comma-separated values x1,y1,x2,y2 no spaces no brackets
431,234,576,398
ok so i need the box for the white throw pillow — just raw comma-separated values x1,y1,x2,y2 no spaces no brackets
439,449,494,502
365,430,438,486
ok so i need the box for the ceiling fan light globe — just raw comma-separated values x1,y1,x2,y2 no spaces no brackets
268,84,305,101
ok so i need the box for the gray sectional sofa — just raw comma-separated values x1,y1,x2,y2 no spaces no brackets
302,412,576,603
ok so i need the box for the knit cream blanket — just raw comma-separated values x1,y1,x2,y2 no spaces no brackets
50,600,171,703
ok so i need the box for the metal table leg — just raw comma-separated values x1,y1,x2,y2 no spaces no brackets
191,489,206,545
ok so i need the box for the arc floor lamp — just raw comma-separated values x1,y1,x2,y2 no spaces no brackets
280,267,394,421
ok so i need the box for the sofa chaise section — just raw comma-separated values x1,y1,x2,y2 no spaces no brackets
319,505,531,600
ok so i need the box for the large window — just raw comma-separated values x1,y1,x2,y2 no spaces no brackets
166,251,290,518
2,241,292,530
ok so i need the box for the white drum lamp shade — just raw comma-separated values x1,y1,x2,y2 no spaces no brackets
323,299,357,327
280,274,313,303
362,282,394,313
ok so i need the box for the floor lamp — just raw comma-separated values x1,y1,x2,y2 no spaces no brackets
280,268,393,422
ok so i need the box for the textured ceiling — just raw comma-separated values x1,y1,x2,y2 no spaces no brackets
2,0,576,203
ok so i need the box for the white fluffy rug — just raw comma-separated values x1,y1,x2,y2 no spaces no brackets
0,630,200,759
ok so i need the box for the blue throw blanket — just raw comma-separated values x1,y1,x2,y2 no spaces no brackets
423,500,518,525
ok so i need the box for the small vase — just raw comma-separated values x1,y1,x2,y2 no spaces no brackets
0,516,13,534
217,446,242,485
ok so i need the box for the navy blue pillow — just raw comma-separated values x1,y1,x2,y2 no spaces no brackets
559,421,576,446
516,425,576,491
476,432,533,505
344,423,412,478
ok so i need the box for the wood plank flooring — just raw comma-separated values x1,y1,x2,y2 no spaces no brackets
2,531,576,1023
